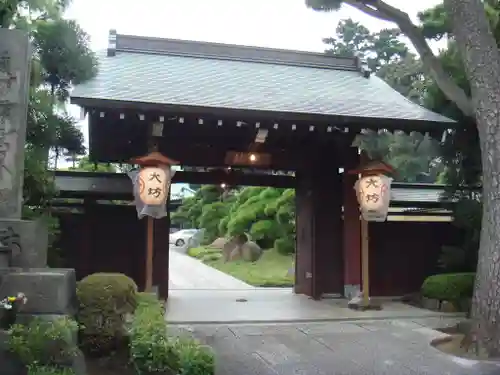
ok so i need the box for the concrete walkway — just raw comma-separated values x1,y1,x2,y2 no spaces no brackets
170,319,499,375
168,247,254,290
165,288,464,324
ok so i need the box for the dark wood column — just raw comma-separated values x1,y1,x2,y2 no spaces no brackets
295,154,343,299
294,170,314,297
153,195,170,300
342,148,362,299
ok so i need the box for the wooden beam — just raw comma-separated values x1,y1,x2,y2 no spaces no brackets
53,171,454,208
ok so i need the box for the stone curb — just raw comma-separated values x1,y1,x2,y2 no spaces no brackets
166,312,464,325
430,334,500,366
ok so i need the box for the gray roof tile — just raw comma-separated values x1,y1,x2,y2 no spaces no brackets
71,35,454,124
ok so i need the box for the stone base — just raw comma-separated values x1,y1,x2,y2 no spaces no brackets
0,268,77,315
344,284,360,300
347,300,383,311
347,291,383,311
0,219,48,268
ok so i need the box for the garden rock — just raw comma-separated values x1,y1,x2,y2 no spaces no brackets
228,246,242,261
223,238,240,262
208,237,228,249
241,241,262,262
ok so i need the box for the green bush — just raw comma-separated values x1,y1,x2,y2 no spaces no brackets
173,337,215,375
9,316,78,366
130,294,215,375
27,365,75,375
274,237,295,255
421,273,475,302
188,247,220,259
76,273,138,355
129,294,179,374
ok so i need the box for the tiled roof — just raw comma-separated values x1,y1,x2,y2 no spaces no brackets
71,32,454,125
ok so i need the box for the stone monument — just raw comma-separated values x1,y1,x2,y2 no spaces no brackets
0,29,83,374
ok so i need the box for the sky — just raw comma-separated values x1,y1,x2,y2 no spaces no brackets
62,0,443,165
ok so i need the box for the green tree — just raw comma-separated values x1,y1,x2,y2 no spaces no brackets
307,0,500,356
171,185,223,229
0,0,70,28
33,19,98,103
32,18,97,163
324,18,439,181
67,156,116,173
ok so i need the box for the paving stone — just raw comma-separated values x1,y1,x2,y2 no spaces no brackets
183,321,496,375
229,324,305,337
298,322,370,334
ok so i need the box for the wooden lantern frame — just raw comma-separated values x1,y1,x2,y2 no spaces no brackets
348,160,394,310
130,151,178,292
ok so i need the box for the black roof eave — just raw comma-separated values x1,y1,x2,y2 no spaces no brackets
71,96,459,134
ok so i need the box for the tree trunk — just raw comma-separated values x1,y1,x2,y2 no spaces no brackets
444,0,500,357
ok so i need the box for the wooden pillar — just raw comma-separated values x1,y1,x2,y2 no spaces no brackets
153,195,170,300
83,199,96,278
314,167,343,297
294,170,314,297
295,157,343,299
342,149,362,299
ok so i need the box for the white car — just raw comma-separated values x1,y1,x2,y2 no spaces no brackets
169,229,199,247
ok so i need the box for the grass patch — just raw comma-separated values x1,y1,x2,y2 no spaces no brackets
188,247,294,287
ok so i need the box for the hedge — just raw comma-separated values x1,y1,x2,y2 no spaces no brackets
130,292,215,375
421,272,475,302
76,272,138,355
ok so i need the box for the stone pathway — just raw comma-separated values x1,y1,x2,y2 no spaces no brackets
169,319,500,375
165,288,464,324
168,248,254,290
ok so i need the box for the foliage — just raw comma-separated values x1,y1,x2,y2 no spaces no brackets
76,273,138,356
189,247,294,287
66,155,116,173
129,293,179,374
421,273,475,304
172,337,215,375
8,316,78,366
438,199,481,273
174,185,295,254
6,2,98,211
130,293,215,374
22,207,63,267
171,185,223,229
323,17,442,182
27,365,75,375
198,201,230,244
352,130,441,182
0,0,71,28
23,148,58,208
33,18,98,101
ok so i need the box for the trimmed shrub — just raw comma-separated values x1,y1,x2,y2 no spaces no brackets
130,293,215,375
274,237,295,255
76,273,138,355
8,316,78,367
421,273,475,303
130,293,179,374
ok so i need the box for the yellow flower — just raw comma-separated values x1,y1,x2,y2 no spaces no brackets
7,297,16,302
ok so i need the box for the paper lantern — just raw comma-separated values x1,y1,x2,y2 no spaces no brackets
354,174,392,222
137,166,172,206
